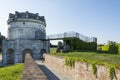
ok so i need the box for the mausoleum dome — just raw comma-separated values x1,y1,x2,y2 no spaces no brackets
7,11,46,40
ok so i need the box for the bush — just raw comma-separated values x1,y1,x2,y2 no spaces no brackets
108,67,117,80
92,64,97,77
118,44,120,54
108,44,118,54
65,57,75,67
102,43,119,54
101,45,109,51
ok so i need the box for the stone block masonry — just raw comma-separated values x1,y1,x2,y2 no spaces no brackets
2,11,49,64
44,54,120,80
22,53,47,80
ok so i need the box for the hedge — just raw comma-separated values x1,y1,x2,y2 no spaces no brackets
63,38,97,51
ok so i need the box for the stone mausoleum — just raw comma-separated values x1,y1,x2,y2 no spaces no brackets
2,11,49,64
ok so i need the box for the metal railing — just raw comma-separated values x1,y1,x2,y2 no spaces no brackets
47,31,96,42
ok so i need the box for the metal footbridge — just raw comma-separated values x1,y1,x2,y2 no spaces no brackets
47,31,96,42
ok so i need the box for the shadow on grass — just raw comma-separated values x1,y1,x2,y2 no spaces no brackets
0,63,15,67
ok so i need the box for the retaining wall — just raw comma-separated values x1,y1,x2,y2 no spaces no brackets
44,54,120,80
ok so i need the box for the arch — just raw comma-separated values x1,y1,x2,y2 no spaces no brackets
22,49,33,62
7,49,14,64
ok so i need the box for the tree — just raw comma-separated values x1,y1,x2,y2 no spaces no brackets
57,41,63,49
56,41,63,53
108,41,118,54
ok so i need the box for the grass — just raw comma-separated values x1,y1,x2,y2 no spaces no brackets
0,64,24,80
50,48,120,66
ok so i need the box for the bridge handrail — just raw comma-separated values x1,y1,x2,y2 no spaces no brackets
47,31,96,42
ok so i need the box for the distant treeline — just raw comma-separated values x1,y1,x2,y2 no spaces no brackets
98,41,120,54
0,33,5,52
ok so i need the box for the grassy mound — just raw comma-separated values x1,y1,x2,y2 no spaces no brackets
50,48,120,67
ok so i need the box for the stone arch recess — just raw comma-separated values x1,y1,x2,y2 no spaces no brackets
22,49,33,63
7,49,14,64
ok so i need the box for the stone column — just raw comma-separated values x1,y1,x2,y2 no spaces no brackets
14,40,22,63
14,54,22,63
2,40,8,64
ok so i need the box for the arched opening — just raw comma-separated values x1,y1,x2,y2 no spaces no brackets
7,49,14,64
22,49,33,62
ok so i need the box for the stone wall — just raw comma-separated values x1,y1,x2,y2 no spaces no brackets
2,39,49,64
22,53,47,80
44,54,120,80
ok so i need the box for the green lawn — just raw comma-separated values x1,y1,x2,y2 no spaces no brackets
50,48,120,66
0,64,24,80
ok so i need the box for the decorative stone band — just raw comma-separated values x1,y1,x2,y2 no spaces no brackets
7,18,46,27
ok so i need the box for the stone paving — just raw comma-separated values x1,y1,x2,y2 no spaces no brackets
36,61,73,80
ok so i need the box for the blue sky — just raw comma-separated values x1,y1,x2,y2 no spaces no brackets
0,0,120,44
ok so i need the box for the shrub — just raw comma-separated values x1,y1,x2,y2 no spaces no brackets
108,67,117,80
92,64,97,78
102,43,119,54
118,44,120,54
108,44,118,54
101,45,109,51
65,57,75,67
